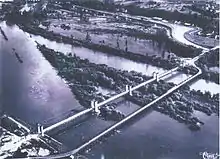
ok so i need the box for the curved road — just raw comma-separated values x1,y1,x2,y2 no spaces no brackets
69,5,209,50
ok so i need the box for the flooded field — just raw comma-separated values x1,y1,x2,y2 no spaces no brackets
30,31,219,94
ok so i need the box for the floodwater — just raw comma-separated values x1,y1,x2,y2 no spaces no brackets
0,21,218,159
83,111,218,159
31,32,220,94
1,21,82,125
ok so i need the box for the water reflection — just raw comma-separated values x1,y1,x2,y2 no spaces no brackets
83,110,219,159
1,21,82,125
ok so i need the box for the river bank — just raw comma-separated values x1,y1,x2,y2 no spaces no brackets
17,23,177,69
0,125,53,158
184,29,219,48
2,6,218,84
45,14,198,58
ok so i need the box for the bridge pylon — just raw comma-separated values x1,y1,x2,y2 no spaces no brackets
125,85,133,96
91,100,100,115
37,123,41,134
41,125,44,136
153,72,159,82
37,123,44,136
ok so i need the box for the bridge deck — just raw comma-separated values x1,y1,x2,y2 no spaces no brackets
33,63,202,159
7,116,30,133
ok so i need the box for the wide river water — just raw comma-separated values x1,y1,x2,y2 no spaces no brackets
0,21,219,159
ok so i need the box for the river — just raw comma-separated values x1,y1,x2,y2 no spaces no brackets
0,21,83,125
0,21,219,159
83,111,218,159
30,30,219,94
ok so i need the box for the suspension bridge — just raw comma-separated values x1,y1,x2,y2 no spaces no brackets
38,66,179,136
29,44,218,159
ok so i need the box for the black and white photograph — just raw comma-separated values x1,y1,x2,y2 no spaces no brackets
0,0,219,158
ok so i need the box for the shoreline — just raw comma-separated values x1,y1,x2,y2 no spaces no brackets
184,29,218,49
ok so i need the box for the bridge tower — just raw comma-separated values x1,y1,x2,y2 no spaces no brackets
37,123,44,136
37,123,41,134
91,100,100,115
40,125,44,136
153,72,159,82
125,85,133,96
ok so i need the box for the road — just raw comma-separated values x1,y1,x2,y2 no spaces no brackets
68,5,208,50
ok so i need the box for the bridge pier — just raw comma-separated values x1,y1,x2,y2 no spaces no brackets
91,100,100,114
125,85,133,96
